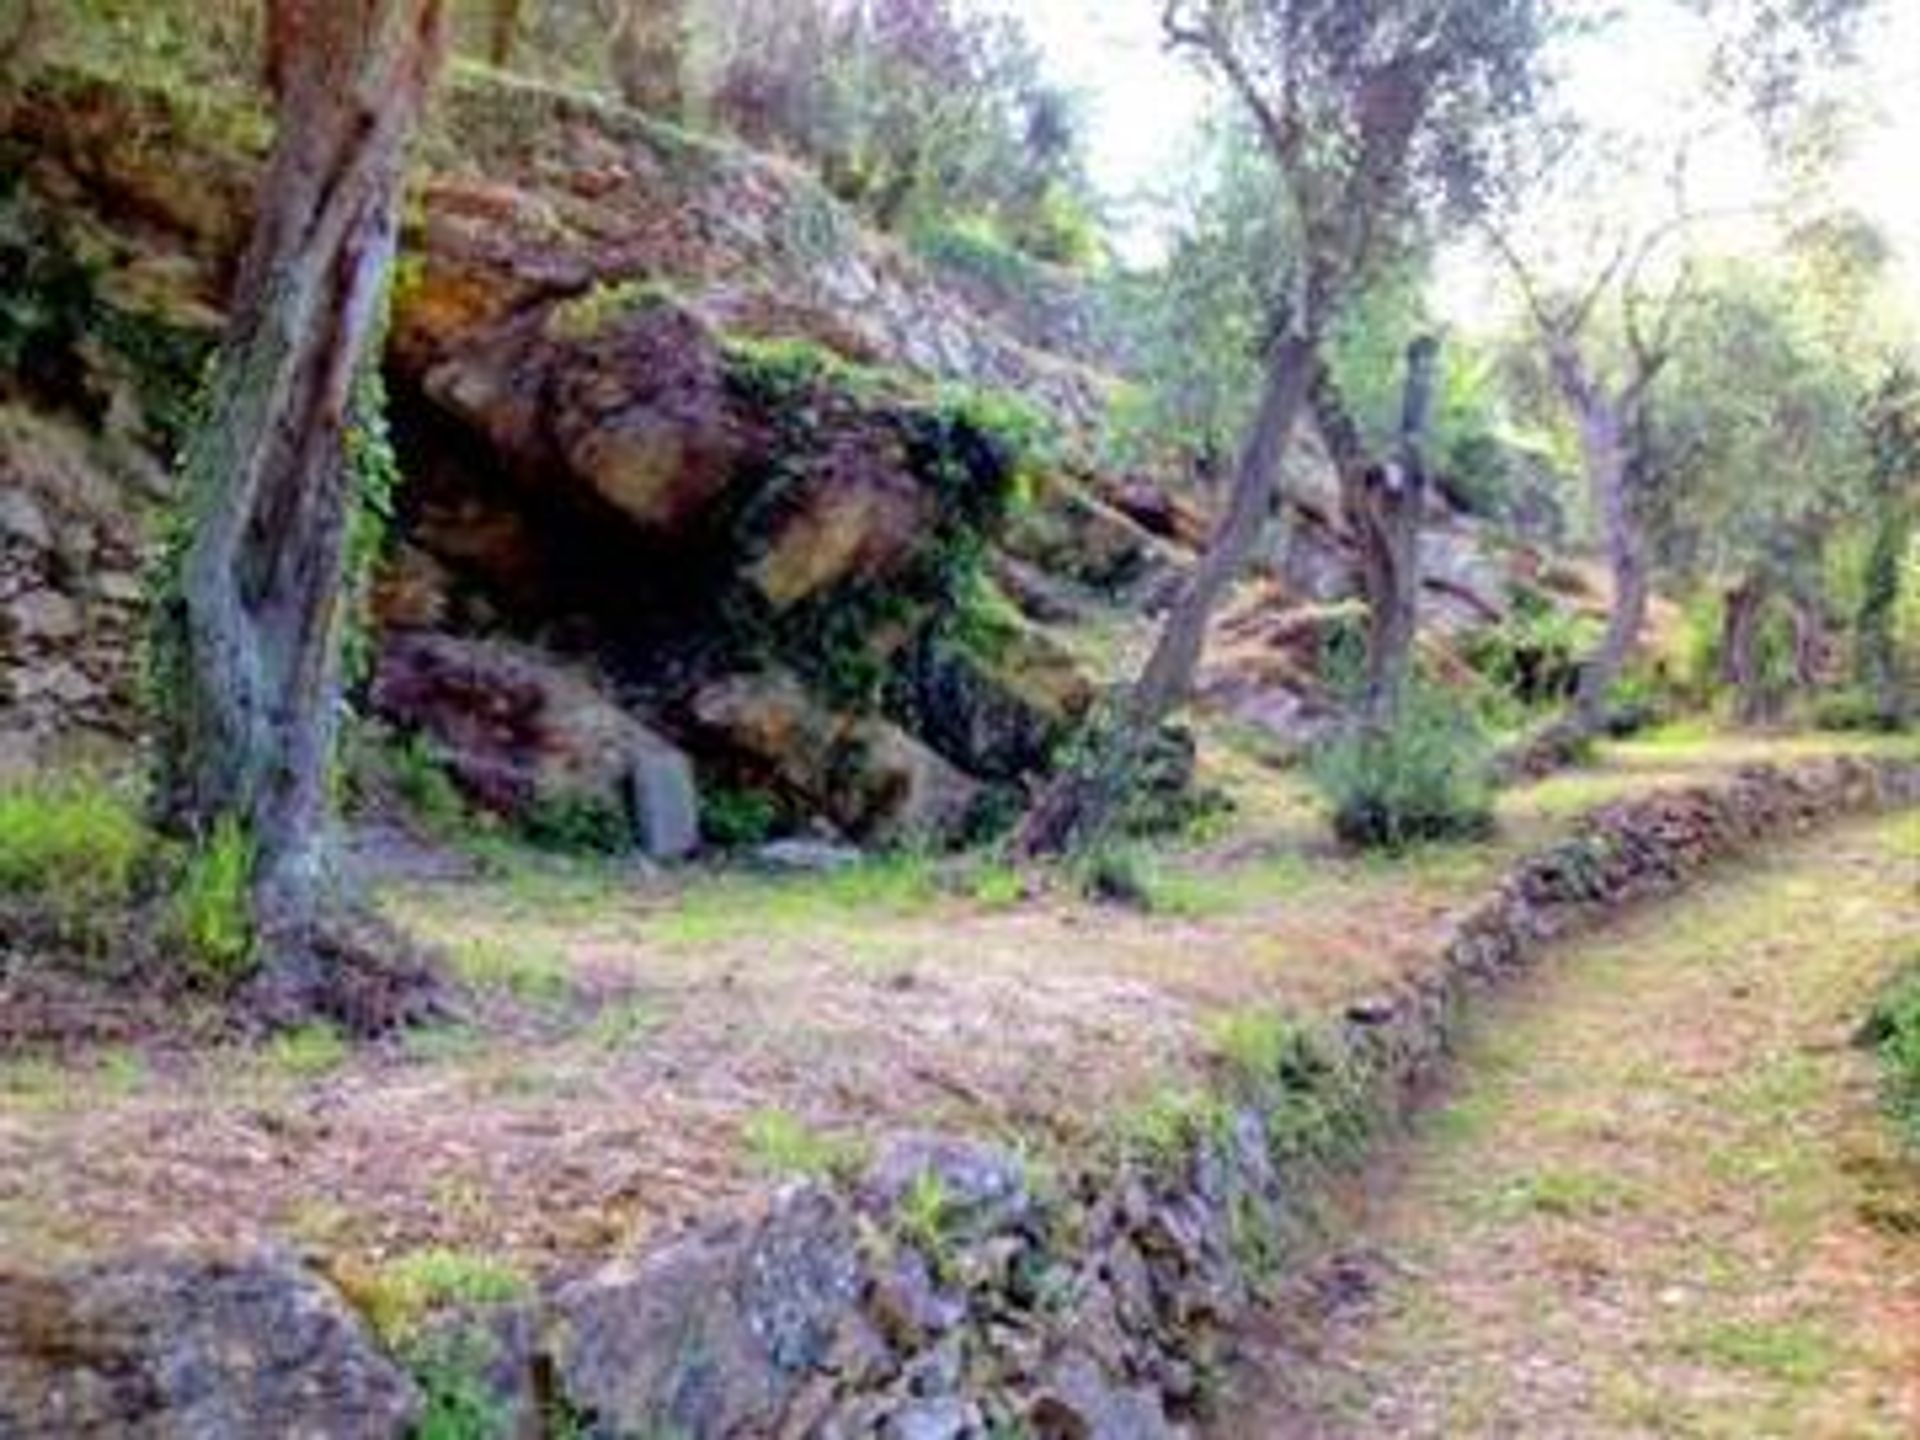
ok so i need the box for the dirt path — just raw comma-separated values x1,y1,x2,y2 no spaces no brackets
1215,811,1920,1439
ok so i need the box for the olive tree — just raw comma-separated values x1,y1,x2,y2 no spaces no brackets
156,0,451,1022
1855,364,1919,725
1016,0,1547,854
1653,265,1871,720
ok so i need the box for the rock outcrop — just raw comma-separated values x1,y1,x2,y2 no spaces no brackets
0,1254,420,1438
371,632,700,860
0,408,156,769
1,68,1117,842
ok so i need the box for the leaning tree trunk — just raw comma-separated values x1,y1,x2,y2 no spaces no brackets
1313,338,1439,732
158,0,449,1012
1013,327,1319,857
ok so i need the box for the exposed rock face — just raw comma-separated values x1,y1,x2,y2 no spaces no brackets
551,1184,864,1439
691,672,982,844
1002,471,1178,595
0,1254,418,1438
3,67,1107,842
895,623,1095,783
0,408,154,763
371,632,699,859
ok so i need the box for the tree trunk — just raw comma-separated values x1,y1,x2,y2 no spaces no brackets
0,1,41,93
157,0,449,1012
1787,589,1823,690
609,0,686,118
1721,575,1770,724
1568,390,1647,733
1313,337,1438,731
1856,504,1910,725
487,0,521,67
1014,328,1318,856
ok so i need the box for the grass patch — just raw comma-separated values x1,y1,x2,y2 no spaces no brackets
261,1023,350,1079
584,997,660,1052
1865,959,1920,1148
893,1170,960,1274
1680,1317,1837,1386
1112,1085,1229,1176
0,772,148,948
167,815,254,980
445,935,572,1006
342,1247,530,1346
653,854,943,945
963,861,1027,910
1482,1167,1639,1223
740,1108,863,1181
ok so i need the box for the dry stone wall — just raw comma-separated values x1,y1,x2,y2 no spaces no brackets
4,757,1914,1438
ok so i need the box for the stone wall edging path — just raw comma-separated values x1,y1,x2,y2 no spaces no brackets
2,755,1915,1438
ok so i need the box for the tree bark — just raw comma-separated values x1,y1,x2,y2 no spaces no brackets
1559,360,1649,735
609,0,686,118
487,0,522,67
1856,504,1910,725
1313,338,1438,731
1721,575,1770,723
1787,588,1823,690
158,0,449,1007
1013,327,1318,856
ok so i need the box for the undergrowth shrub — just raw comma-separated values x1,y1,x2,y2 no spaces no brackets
1462,592,1591,714
168,815,254,980
518,792,630,856
700,785,780,849
1810,686,1910,734
1307,688,1495,850
0,773,147,950
1865,961,1920,1148
390,733,469,835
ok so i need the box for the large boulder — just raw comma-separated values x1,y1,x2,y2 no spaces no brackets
691,672,981,844
1002,471,1177,594
0,1254,418,1438
371,632,699,860
895,620,1094,782
551,1185,864,1440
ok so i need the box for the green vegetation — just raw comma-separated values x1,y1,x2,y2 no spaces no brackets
740,1108,863,1182
719,335,1047,717
893,1170,959,1271
546,276,685,342
261,1023,350,1079
1112,1085,1230,1178
652,852,943,946
1679,1318,1838,1386
346,1247,531,1346
388,733,470,836
517,792,632,856
1462,592,1594,719
1307,689,1495,850
167,815,254,981
698,784,780,849
1864,960,1920,1147
0,773,146,950
446,936,570,1007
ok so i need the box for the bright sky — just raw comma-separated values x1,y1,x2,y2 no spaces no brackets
995,0,1920,323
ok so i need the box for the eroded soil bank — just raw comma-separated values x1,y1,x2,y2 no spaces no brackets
1215,810,1920,1439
